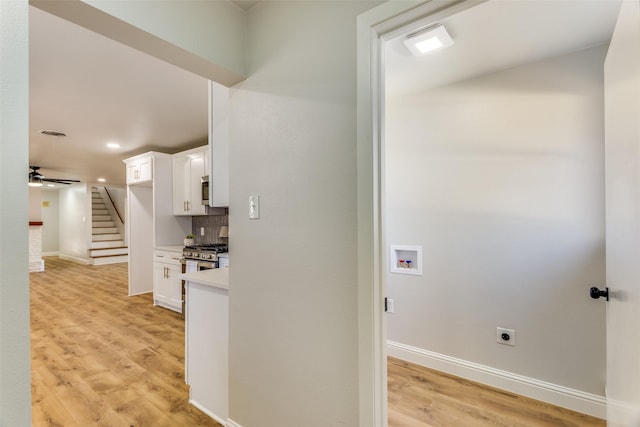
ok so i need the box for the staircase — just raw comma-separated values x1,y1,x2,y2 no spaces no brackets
89,187,128,265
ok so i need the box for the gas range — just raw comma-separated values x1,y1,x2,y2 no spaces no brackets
182,243,228,262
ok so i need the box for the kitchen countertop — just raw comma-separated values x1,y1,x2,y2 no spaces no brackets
181,267,229,290
155,245,184,253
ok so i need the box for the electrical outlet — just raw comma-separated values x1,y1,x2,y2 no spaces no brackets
200,227,205,236
497,327,515,346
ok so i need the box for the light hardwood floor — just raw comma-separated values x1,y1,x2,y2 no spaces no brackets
31,258,605,426
31,257,221,426
388,357,605,427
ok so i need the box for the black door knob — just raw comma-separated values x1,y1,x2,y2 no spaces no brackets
590,287,609,301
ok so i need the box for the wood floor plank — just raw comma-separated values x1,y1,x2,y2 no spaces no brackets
30,257,222,427
387,357,605,427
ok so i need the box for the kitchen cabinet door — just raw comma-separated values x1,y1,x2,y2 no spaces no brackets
172,148,206,216
153,251,183,313
172,155,189,215
153,260,172,306
167,263,183,309
125,155,152,185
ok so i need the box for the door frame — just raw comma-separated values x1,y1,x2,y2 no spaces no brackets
356,1,490,426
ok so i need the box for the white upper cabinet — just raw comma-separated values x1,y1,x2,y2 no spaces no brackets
208,80,229,207
125,153,152,185
173,146,207,216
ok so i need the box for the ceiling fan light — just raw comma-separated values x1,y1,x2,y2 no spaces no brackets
403,24,454,56
28,176,43,187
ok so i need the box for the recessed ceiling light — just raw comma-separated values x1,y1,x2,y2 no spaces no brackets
106,142,120,149
40,130,67,137
97,178,106,182
47,184,55,187
403,24,454,56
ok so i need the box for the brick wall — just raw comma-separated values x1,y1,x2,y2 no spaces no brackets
29,225,44,272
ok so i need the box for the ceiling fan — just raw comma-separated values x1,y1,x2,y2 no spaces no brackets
28,166,80,187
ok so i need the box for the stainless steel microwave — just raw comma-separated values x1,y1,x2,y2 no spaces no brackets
201,175,209,206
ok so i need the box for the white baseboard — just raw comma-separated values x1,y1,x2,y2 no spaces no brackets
189,399,227,426
226,418,243,427
387,340,606,419
58,254,90,265
42,251,59,257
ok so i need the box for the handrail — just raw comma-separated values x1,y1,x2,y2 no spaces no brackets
104,187,125,225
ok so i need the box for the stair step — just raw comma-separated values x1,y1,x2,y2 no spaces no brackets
93,221,115,228
92,234,122,242
91,240,125,249
93,209,109,215
94,227,117,234
91,254,128,265
93,215,111,221
89,247,128,257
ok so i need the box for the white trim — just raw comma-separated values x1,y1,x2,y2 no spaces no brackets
225,418,243,427
388,340,606,419
188,399,227,426
357,2,489,426
42,251,59,257
58,254,90,265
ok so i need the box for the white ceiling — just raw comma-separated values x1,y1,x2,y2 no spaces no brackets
385,0,622,99
29,6,212,187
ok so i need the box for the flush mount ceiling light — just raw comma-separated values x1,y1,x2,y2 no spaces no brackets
403,24,454,56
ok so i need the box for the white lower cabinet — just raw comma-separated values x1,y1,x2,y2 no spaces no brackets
185,281,228,424
153,250,183,313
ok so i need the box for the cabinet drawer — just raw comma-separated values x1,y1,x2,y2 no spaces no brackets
154,250,182,265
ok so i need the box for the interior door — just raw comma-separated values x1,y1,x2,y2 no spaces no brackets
604,1,640,425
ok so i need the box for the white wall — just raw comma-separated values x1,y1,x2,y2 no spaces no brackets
84,0,246,78
59,184,90,262
228,2,379,426
0,0,31,423
385,47,607,395
32,0,247,86
41,189,60,254
29,187,42,221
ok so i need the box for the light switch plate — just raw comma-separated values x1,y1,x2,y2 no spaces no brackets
249,195,260,220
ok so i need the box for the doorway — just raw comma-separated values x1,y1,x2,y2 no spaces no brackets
358,0,621,424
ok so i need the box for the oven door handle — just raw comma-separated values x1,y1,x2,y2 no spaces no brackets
197,261,216,270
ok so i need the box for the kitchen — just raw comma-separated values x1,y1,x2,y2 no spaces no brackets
123,81,231,423
32,80,233,424
27,5,234,421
